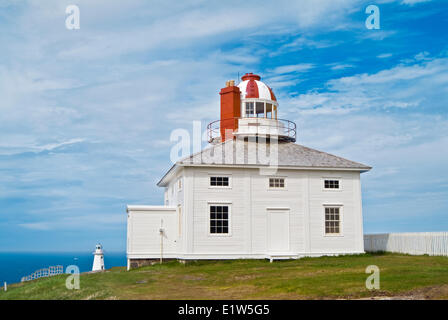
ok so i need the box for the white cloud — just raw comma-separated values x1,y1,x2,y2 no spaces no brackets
401,0,432,5
0,138,85,156
344,60,443,84
7,0,359,63
377,53,393,59
269,64,315,74
262,64,314,89
284,54,448,118
376,0,432,6
329,63,355,70
19,213,125,231
270,36,339,57
359,30,397,41
18,222,51,231
414,51,431,61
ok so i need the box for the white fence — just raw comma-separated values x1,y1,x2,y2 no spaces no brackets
364,232,448,256
21,265,64,282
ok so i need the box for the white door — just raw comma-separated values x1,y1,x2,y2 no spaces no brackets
267,210,290,252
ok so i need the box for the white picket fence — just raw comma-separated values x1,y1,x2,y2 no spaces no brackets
364,232,448,256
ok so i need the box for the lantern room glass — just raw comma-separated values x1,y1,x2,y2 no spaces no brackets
244,101,277,119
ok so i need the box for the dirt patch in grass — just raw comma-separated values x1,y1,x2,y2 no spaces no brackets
356,284,448,300
404,284,448,300
183,275,206,281
203,284,262,300
232,274,260,281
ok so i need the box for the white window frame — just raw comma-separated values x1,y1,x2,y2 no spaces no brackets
244,101,255,117
323,204,344,237
178,177,182,191
268,176,287,190
207,202,232,237
255,101,265,118
208,175,232,189
322,177,342,191
241,98,279,119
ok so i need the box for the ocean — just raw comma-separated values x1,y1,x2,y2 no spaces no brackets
0,252,126,285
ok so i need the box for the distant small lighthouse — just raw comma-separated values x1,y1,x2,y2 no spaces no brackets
92,244,105,272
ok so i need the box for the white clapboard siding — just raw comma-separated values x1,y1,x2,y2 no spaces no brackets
129,166,366,260
127,206,178,257
364,232,448,256
187,167,363,256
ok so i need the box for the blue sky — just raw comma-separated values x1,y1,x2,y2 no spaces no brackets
0,0,447,252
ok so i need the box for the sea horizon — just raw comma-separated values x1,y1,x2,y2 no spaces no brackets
0,252,127,285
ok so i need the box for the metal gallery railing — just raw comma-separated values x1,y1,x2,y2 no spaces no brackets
207,117,297,143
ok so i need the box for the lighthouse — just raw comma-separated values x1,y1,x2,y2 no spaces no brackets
126,72,371,268
92,244,105,272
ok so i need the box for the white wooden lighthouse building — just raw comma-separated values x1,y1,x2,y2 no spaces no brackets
92,243,105,271
126,73,371,269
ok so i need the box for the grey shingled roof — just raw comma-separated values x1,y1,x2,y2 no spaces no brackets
179,140,371,170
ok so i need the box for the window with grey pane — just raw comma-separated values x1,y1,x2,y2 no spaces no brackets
210,205,229,234
256,102,264,118
325,207,340,234
245,102,254,117
269,177,285,188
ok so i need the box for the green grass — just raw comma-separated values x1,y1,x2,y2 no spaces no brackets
1,253,448,300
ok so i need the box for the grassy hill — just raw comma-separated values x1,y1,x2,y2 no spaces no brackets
1,253,448,300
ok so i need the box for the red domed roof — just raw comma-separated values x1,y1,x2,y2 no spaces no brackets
238,73,277,101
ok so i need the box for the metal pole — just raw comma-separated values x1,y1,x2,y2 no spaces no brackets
160,219,163,264
4,282,7,292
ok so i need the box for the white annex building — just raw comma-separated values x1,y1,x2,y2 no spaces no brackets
126,73,371,269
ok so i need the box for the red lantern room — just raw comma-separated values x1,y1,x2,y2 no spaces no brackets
207,73,296,143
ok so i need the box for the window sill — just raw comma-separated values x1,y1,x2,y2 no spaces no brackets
207,233,232,237
209,186,232,190
324,234,344,237
267,188,288,191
